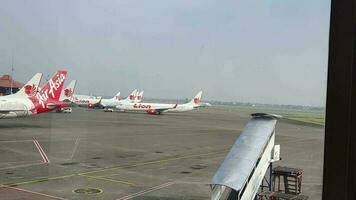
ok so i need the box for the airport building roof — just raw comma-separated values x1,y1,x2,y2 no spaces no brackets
0,75,23,88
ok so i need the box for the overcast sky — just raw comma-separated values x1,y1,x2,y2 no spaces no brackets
0,0,330,106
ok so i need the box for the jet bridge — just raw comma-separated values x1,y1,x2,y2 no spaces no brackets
210,113,281,200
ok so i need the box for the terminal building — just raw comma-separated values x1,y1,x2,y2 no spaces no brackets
0,75,23,96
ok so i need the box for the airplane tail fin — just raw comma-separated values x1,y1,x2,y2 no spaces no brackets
16,73,43,97
113,92,121,100
134,90,139,101
37,70,67,102
30,70,67,112
136,91,144,102
125,89,137,101
189,91,203,105
60,80,77,102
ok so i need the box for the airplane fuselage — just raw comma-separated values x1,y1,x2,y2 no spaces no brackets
116,102,172,112
116,102,196,113
73,95,101,108
168,103,197,112
0,97,34,118
100,98,120,108
0,70,68,119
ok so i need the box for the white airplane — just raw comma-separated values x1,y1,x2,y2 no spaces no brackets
101,89,139,110
0,70,68,119
134,91,144,103
115,89,140,103
56,80,77,113
100,92,121,108
60,80,77,102
73,94,102,109
199,102,212,107
115,91,203,115
8,73,42,98
168,91,203,112
123,89,138,103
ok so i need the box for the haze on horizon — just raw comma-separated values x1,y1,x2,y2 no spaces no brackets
0,0,330,107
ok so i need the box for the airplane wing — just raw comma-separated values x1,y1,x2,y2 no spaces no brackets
0,109,30,118
0,110,26,113
46,103,61,109
96,97,102,105
0,110,14,113
0,103,28,113
148,104,178,114
197,102,212,108
46,100,70,109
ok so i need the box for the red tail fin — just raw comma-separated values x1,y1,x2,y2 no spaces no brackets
39,70,67,100
36,70,67,106
27,70,67,114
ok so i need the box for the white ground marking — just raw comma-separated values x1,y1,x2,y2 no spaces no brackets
2,186,67,200
117,182,175,200
69,137,79,160
33,140,50,163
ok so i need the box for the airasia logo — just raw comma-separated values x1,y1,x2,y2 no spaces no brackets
24,84,36,96
194,98,200,104
37,73,66,108
49,73,66,98
64,88,73,97
133,104,151,109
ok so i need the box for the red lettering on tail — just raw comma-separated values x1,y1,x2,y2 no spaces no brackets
29,70,67,114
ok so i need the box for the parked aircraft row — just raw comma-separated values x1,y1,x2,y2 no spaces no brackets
74,89,205,115
114,91,203,114
0,70,74,119
0,70,209,118
74,89,144,109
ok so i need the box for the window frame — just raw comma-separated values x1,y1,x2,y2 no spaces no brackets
322,0,356,199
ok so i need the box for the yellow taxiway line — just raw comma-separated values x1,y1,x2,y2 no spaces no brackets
2,150,227,187
79,150,228,176
78,174,136,186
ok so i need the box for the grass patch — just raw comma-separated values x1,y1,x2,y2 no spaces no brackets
286,115,325,126
215,105,326,126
